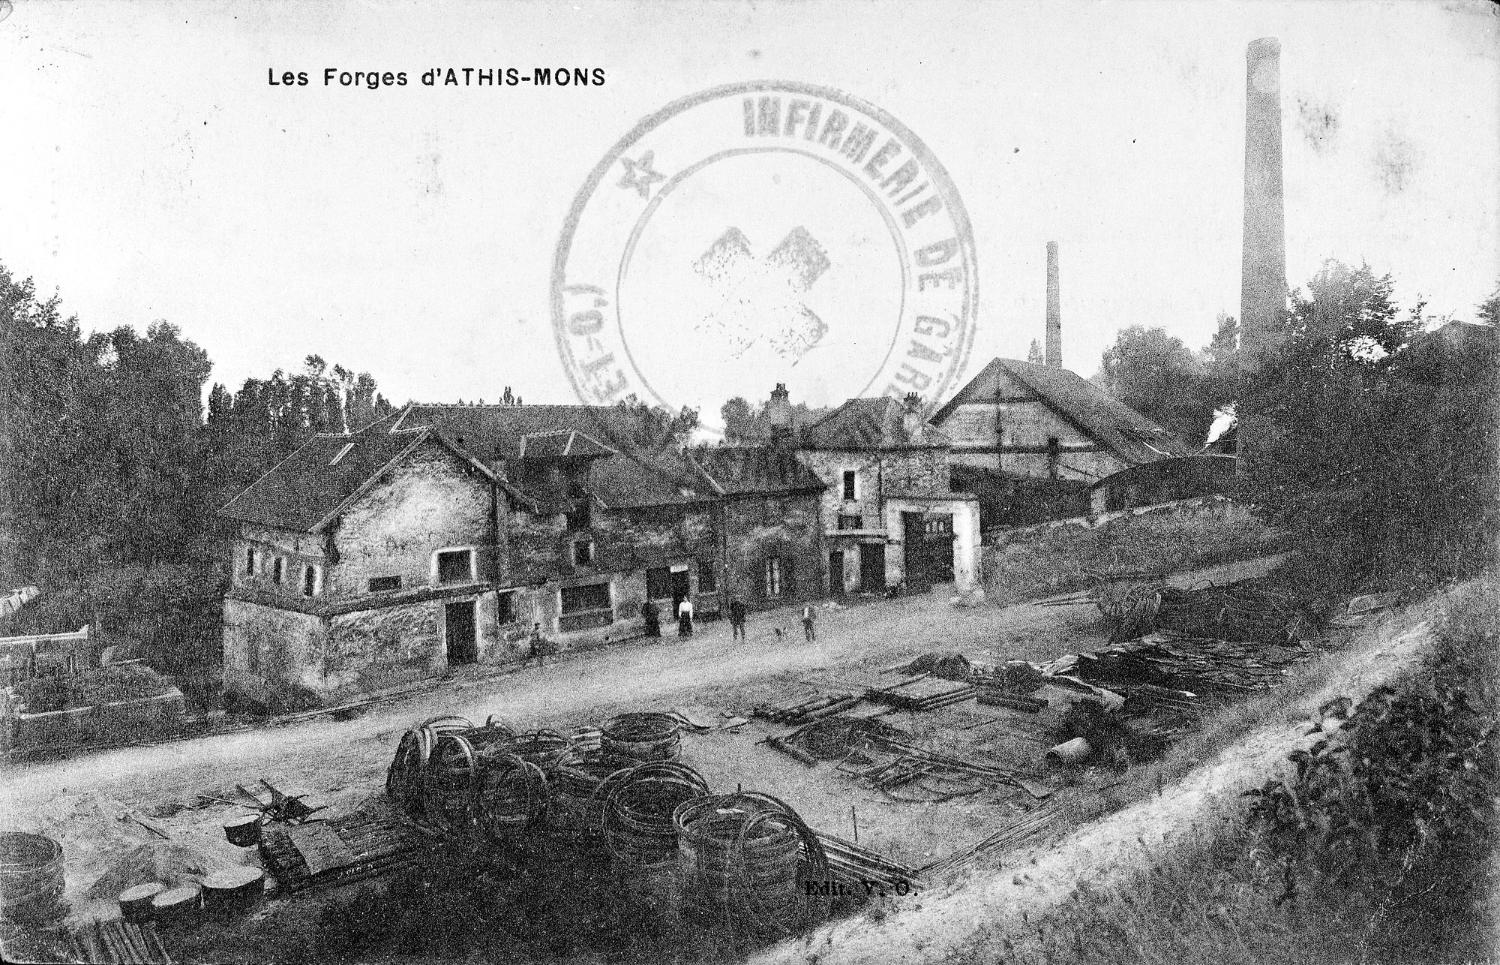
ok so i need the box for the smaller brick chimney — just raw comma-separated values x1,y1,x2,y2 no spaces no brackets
766,383,793,442
901,392,925,441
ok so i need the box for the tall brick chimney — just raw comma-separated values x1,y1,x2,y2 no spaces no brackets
1045,241,1061,368
1238,38,1287,469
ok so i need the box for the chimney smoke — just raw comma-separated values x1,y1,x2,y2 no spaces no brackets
1045,242,1062,368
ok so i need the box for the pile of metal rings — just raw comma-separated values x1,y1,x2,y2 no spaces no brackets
601,761,709,868
673,792,828,928
600,712,681,764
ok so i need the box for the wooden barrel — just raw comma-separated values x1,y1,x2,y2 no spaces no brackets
150,884,201,923
118,882,164,922
224,814,263,847
0,832,66,928
202,867,265,905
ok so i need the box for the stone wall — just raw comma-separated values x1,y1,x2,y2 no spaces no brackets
230,524,330,600
221,597,324,706
981,495,1287,605
330,441,496,598
722,494,823,610
797,450,885,532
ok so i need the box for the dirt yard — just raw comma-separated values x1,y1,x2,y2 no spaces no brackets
0,555,1286,957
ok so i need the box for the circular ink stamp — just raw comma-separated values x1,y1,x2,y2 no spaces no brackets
552,81,977,431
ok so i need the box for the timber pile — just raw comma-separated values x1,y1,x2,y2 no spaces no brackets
1154,581,1308,643
920,799,1068,878
1071,634,1313,696
814,831,923,890
753,692,859,725
867,675,975,711
66,919,171,964
259,808,421,893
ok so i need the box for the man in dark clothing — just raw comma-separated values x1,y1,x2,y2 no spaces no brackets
728,597,747,642
641,600,661,637
528,623,553,668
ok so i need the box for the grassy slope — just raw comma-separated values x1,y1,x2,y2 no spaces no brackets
752,580,1486,965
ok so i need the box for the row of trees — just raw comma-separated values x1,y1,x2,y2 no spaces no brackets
0,262,395,676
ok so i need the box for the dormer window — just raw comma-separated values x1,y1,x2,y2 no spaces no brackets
572,538,595,567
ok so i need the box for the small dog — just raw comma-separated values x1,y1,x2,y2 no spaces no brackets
773,628,785,642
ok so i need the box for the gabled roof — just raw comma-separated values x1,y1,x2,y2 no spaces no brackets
395,405,710,509
517,430,616,460
687,446,827,496
219,414,506,532
932,358,1191,464
392,404,639,461
799,397,950,450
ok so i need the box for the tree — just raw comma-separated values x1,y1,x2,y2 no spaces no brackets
1095,325,1215,445
720,397,757,443
1240,261,1492,587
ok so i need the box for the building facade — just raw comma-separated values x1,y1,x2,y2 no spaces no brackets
219,404,824,708
930,358,1190,483
782,389,982,595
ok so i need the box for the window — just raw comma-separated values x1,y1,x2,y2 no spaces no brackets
837,513,863,530
842,470,857,501
302,565,320,597
697,560,717,594
497,591,517,624
436,549,474,584
764,557,784,598
561,581,611,614
565,503,591,532
272,557,284,584
368,575,401,592
244,547,257,576
572,538,595,566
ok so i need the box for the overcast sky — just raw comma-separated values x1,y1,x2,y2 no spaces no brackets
3,0,1497,417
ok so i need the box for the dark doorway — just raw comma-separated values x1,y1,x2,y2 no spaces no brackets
903,512,955,591
671,569,690,611
445,600,478,664
828,551,845,596
858,543,886,594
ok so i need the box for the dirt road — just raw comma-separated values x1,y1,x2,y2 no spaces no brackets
0,555,1283,911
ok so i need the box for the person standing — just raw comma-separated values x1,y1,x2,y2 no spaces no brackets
728,596,747,642
801,602,817,642
528,622,552,669
677,596,695,638
641,599,661,638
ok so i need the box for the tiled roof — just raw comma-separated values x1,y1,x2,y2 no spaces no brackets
517,430,616,460
396,405,709,509
219,413,437,532
933,359,1191,464
687,446,827,496
800,398,951,450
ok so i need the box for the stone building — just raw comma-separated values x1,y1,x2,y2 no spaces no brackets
219,403,823,708
776,387,982,595
929,358,1190,482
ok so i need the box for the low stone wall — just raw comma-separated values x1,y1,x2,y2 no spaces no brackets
2,688,186,754
981,495,1288,605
